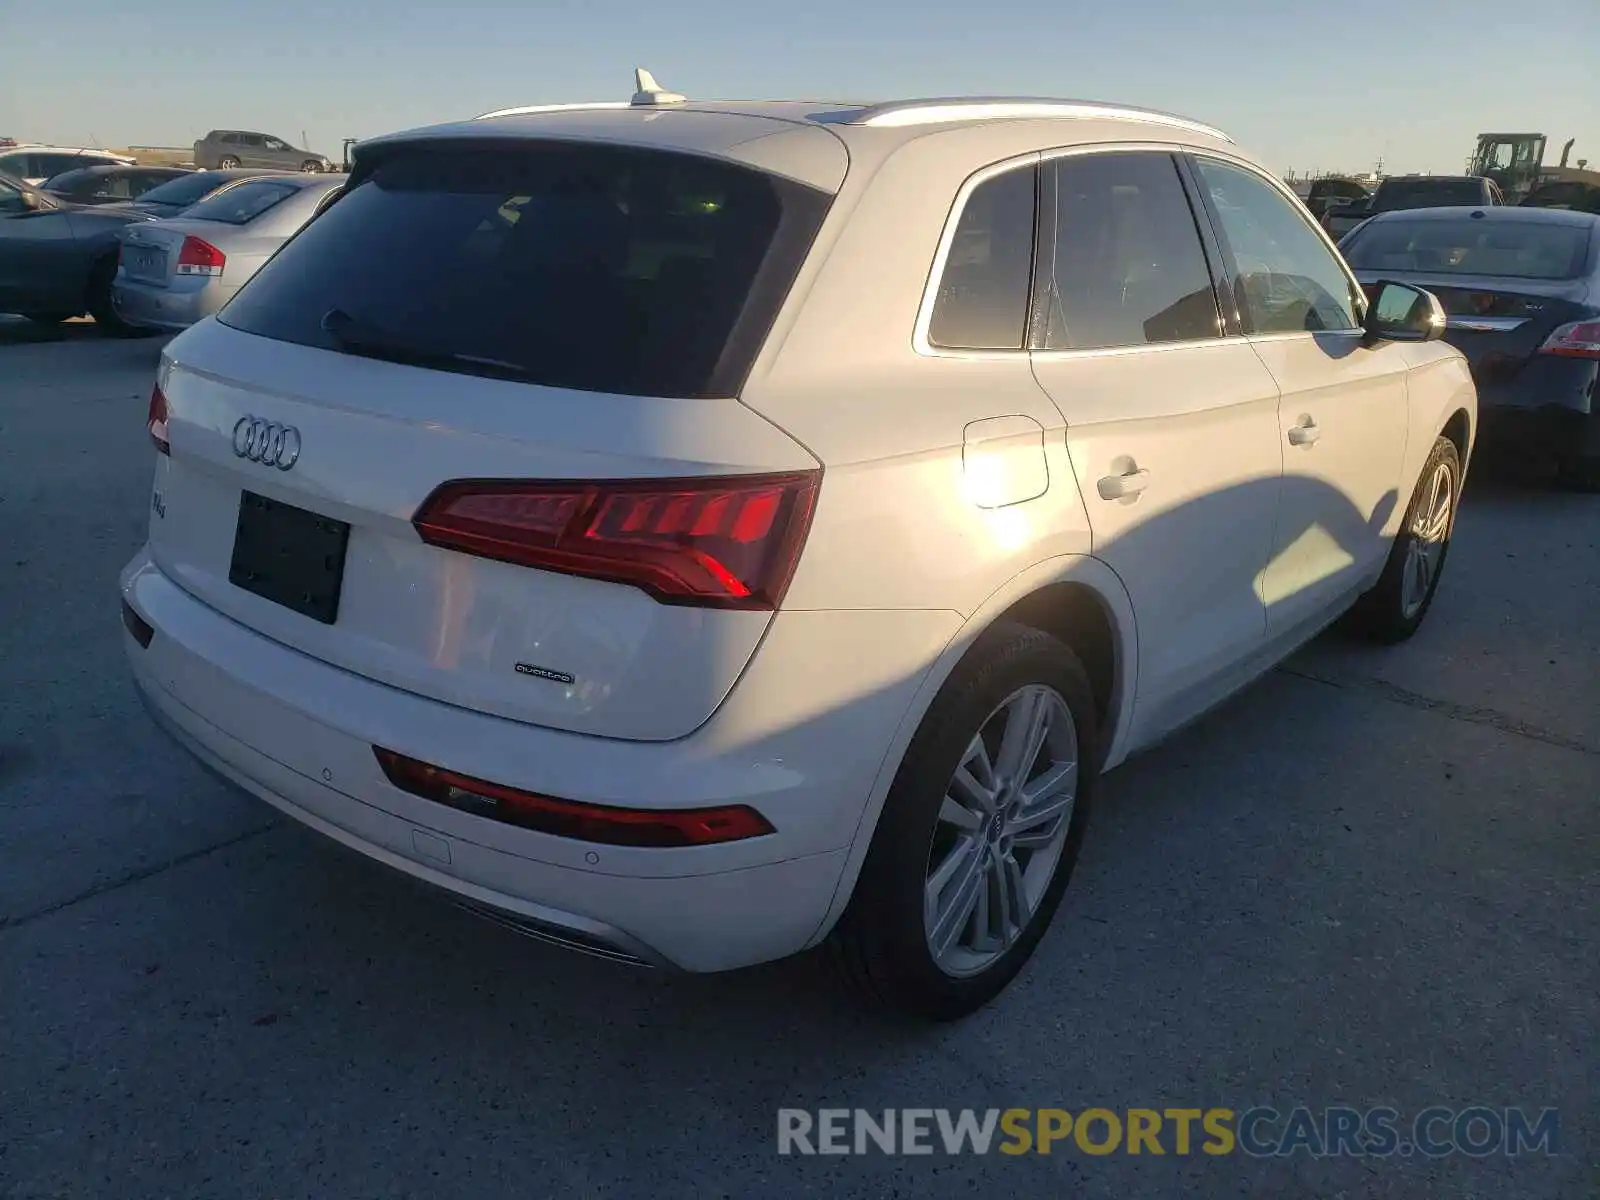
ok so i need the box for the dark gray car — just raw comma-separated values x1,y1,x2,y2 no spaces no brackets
192,130,333,173
0,170,154,329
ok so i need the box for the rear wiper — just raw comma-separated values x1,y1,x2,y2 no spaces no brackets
319,308,531,380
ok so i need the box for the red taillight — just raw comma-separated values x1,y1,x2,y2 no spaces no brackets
147,383,169,454
1539,320,1600,360
413,471,820,609
176,235,225,277
373,748,775,847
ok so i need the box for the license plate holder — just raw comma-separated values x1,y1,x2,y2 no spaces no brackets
128,247,164,279
228,491,350,624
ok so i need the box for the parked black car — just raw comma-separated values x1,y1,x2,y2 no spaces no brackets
0,170,154,331
1325,175,1505,241
1303,176,1370,219
1341,205,1600,488
40,164,193,206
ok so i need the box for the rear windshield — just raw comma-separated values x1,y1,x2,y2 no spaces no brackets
139,170,240,208
1372,181,1484,211
183,180,297,225
218,142,832,398
1344,218,1592,280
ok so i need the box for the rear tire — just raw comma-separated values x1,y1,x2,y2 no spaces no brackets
1350,435,1461,644
218,156,241,169
300,159,322,173
86,258,137,336
829,622,1100,1021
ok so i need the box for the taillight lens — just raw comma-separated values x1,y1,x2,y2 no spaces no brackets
413,471,820,609
175,235,225,277
147,383,170,454
1538,320,1600,360
374,747,775,847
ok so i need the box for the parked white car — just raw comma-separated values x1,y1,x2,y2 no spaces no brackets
121,72,1475,1019
0,144,134,186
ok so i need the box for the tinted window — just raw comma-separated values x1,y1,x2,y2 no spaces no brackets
1373,180,1484,211
927,165,1037,350
219,143,831,399
183,180,297,225
1043,152,1220,351
1196,158,1360,334
41,168,97,194
138,171,238,209
1344,218,1592,281
49,170,132,200
0,177,25,214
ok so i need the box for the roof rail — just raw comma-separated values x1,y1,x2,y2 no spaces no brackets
842,98,1232,142
474,101,631,120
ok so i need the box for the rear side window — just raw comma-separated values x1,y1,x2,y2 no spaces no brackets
1374,181,1484,211
183,180,297,225
927,165,1037,350
219,143,832,398
1042,152,1220,351
1195,158,1361,334
1343,218,1593,281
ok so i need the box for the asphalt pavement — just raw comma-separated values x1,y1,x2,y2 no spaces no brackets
1,318,1595,1199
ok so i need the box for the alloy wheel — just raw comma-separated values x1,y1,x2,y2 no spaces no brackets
923,684,1078,977
1401,459,1454,619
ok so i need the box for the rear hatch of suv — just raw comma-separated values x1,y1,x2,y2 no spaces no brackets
147,131,838,741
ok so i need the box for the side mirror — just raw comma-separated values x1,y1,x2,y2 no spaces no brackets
19,190,44,211
1364,281,1446,344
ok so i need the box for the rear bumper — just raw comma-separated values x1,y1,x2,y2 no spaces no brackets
112,276,229,331
120,549,956,971
1474,357,1598,458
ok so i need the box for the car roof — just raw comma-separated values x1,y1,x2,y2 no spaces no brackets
360,86,1237,195
1364,205,1600,227
3,144,130,157
48,163,181,177
1377,175,1487,185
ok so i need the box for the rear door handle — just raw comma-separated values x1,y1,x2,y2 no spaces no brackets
1287,419,1321,447
1097,468,1151,500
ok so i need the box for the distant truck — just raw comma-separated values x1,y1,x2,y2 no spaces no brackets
1323,174,1504,242
192,130,334,173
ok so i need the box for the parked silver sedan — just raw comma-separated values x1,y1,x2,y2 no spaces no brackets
112,174,345,331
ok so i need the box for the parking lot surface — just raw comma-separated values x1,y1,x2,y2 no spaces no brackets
1,319,1595,1199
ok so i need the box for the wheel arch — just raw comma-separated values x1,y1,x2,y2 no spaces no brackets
1441,403,1472,468
805,554,1139,946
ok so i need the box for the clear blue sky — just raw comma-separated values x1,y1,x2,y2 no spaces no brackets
3,0,1594,176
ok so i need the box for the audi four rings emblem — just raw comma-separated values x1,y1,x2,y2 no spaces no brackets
232,417,302,470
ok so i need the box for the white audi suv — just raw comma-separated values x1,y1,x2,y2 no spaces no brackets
121,73,1476,1019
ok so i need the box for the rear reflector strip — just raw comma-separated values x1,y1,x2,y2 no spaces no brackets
121,599,154,648
373,747,775,848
